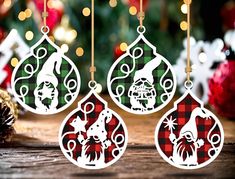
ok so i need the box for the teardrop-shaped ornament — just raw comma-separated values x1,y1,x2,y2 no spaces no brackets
155,82,224,169
107,26,177,115
11,27,81,115
59,82,128,169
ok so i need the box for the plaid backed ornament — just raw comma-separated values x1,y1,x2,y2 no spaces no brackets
155,88,224,169
107,26,176,115
59,84,128,169
11,27,80,115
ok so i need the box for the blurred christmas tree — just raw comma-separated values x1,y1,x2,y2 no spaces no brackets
0,0,232,92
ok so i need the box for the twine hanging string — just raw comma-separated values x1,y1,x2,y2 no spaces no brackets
185,0,192,83
89,0,96,82
42,0,48,31
137,0,145,29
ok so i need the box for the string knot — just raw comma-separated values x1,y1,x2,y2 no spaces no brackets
89,66,96,73
185,66,192,73
42,12,48,18
137,12,145,20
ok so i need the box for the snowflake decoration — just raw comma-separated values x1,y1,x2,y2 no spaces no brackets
163,115,177,133
174,37,225,103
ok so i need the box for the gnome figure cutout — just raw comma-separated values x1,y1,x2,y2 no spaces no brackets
34,52,62,112
128,57,161,111
169,107,211,166
77,109,113,166
59,86,128,169
155,89,224,169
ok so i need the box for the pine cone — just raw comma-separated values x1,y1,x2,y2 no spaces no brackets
0,89,18,144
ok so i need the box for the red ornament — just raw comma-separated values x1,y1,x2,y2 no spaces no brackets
0,64,12,89
209,60,235,118
0,27,6,42
114,44,125,60
0,0,11,18
221,1,235,29
128,0,148,11
34,0,64,32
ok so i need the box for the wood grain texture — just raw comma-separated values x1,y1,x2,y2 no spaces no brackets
1,95,235,178
0,145,234,179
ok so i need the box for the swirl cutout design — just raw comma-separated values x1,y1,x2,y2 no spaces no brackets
207,122,221,158
110,47,143,102
160,67,174,103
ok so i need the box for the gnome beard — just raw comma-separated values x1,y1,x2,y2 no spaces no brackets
84,136,103,162
169,132,205,166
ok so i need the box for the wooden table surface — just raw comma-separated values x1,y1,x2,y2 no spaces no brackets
1,96,235,179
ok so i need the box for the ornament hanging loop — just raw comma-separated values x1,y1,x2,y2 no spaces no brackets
40,26,49,35
137,26,146,34
88,80,97,90
184,80,193,90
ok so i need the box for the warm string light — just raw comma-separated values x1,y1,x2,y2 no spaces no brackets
180,1,189,31
18,9,32,21
82,7,91,16
25,31,34,41
3,0,12,8
120,42,128,51
109,0,117,8
180,21,188,31
54,16,78,43
11,57,19,67
18,11,26,21
181,3,188,14
76,47,84,57
129,6,137,16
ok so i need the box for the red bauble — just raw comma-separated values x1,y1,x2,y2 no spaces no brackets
209,60,235,118
34,0,64,32
221,1,235,29
114,44,125,60
0,0,11,18
0,27,6,42
0,64,12,89
128,0,148,11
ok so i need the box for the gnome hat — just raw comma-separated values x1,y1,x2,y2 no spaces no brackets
87,109,112,142
133,57,161,84
36,52,62,87
179,107,201,140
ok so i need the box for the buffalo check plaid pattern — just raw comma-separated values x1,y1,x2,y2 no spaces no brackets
13,39,78,109
157,94,222,164
110,38,174,108
61,93,126,164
